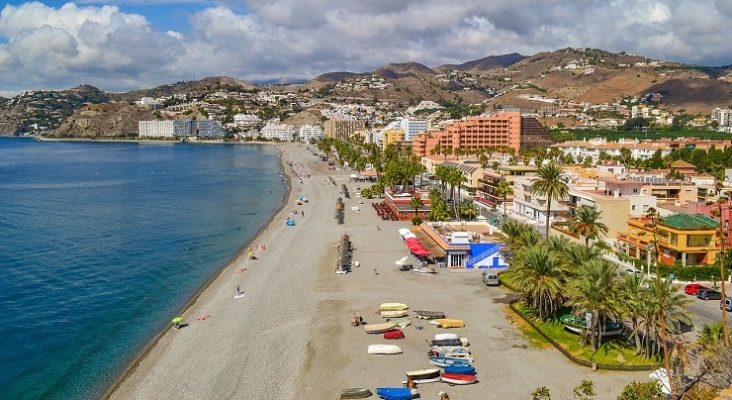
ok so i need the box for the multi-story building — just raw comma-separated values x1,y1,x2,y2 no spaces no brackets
139,121,174,138
399,118,429,141
476,165,539,207
617,214,720,266
712,108,730,127
324,119,365,141
173,120,195,138
233,114,262,127
299,124,324,142
382,128,405,149
512,175,571,227
442,160,484,192
260,122,296,141
196,120,227,139
412,111,553,157
554,138,672,164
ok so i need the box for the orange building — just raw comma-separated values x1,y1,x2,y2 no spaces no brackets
412,112,553,157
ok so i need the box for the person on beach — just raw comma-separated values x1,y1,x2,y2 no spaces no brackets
302,211,305,217
236,285,240,294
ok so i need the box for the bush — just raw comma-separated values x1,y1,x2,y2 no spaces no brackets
656,265,726,282
411,216,423,226
616,381,663,400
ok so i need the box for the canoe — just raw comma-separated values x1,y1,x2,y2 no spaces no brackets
379,303,409,311
427,355,473,367
441,373,477,385
444,365,476,375
431,319,465,329
340,388,374,399
434,333,459,341
375,387,417,400
364,323,397,334
427,338,469,347
413,310,445,320
379,310,408,318
367,344,402,355
405,368,440,380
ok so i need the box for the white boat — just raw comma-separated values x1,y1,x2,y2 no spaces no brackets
401,377,441,385
387,317,411,328
364,322,397,334
405,368,440,380
379,310,408,318
434,333,459,341
379,303,409,311
367,344,402,355
413,266,436,274
428,355,473,367
429,349,473,361
441,373,477,385
430,346,471,355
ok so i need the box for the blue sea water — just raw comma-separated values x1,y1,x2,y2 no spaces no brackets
0,138,286,400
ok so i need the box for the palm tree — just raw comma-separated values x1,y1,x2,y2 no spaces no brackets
620,272,650,355
409,195,424,222
569,205,609,247
513,244,566,321
530,162,570,236
478,153,489,171
496,179,513,219
697,322,727,356
565,259,620,350
710,180,730,347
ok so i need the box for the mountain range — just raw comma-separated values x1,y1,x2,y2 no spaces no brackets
1,48,731,137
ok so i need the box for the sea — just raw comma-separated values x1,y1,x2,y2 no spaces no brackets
0,137,287,400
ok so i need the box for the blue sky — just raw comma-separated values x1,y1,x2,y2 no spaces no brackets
1,0,732,95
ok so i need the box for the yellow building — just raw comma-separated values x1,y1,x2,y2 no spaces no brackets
382,128,405,149
617,213,720,266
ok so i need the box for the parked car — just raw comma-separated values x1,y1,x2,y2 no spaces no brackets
721,297,732,312
684,283,709,295
625,268,641,275
482,271,500,286
696,289,723,301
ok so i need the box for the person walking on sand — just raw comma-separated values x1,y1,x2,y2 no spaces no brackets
236,285,240,294
302,211,305,217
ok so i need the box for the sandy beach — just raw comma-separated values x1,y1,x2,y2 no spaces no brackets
105,143,651,400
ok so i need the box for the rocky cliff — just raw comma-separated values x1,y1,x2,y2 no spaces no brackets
51,103,156,138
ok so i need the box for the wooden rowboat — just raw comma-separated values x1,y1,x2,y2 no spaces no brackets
379,303,409,311
405,368,440,380
340,388,373,399
378,310,408,318
364,322,397,334
441,373,477,385
367,344,402,355
413,310,445,320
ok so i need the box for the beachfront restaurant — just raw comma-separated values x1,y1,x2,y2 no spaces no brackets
416,222,509,270
383,189,431,220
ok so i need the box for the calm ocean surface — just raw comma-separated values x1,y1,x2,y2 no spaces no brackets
0,138,286,400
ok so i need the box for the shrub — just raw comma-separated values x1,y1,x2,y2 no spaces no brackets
616,381,663,400
657,265,726,282
411,216,423,226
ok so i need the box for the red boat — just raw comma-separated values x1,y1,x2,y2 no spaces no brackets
441,373,477,385
384,329,405,340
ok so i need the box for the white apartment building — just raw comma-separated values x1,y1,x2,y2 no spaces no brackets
400,118,428,141
512,175,570,226
631,105,650,119
139,121,174,138
299,124,324,142
554,138,672,164
233,114,262,127
260,123,296,141
712,108,730,127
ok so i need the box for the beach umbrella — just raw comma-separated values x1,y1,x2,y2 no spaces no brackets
172,317,183,324
412,248,431,256
395,256,409,266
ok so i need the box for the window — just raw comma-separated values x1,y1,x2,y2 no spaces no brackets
686,235,711,247
670,233,677,246
632,205,636,211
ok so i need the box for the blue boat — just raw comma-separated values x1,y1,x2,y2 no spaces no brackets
375,387,417,400
444,365,476,375
427,355,472,367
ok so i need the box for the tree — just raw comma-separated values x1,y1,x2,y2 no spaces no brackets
531,162,569,236
616,381,663,400
479,153,489,171
709,180,730,347
496,179,513,219
459,199,479,221
513,244,565,321
569,205,609,247
409,195,424,221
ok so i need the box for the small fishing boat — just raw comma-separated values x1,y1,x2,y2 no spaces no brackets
378,310,408,318
434,333,459,341
401,377,441,385
375,387,417,400
560,315,624,336
405,368,441,380
412,266,436,274
413,310,445,320
430,319,465,329
444,365,476,375
364,323,397,334
427,355,473,367
340,388,373,399
379,303,409,311
386,317,411,328
429,347,471,357
426,337,469,347
427,350,473,361
441,373,477,385
367,344,403,355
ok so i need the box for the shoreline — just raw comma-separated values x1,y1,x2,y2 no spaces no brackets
102,142,294,399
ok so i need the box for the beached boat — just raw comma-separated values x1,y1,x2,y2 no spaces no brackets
401,377,441,385
429,347,471,357
427,355,473,367
386,317,411,328
340,388,374,399
368,344,403,355
426,337,469,347
444,365,476,375
560,315,624,336
375,387,417,400
441,373,477,385
412,266,436,274
379,303,409,311
430,319,465,329
364,322,397,334
413,310,445,320
405,368,441,380
428,350,473,362
378,310,408,318
434,333,459,341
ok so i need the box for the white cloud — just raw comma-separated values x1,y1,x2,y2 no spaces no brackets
0,0,731,92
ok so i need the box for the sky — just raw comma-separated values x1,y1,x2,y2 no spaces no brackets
1,0,732,96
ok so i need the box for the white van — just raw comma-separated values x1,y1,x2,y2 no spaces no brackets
482,271,500,286
721,297,732,312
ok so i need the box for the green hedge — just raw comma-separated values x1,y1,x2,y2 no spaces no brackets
656,265,727,282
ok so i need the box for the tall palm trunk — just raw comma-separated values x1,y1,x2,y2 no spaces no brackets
544,189,553,236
